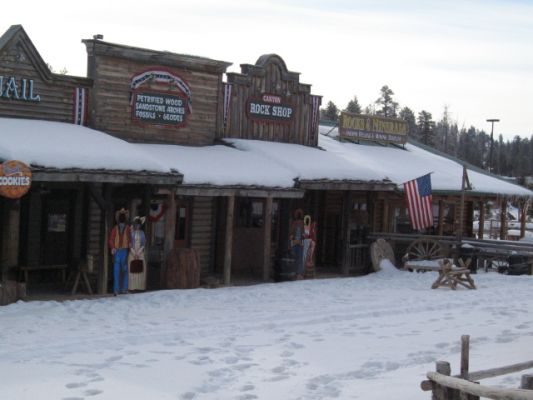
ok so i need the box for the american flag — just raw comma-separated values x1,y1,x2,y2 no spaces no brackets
404,173,433,230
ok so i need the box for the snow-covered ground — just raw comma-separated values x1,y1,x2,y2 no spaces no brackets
1,262,533,400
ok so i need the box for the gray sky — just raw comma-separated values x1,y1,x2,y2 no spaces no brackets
4,0,533,140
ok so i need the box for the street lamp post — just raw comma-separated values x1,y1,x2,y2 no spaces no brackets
487,118,500,173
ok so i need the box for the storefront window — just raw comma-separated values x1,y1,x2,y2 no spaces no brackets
237,199,264,228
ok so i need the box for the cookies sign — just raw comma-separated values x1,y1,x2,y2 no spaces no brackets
0,160,32,199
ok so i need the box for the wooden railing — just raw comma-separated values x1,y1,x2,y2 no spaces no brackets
422,336,533,399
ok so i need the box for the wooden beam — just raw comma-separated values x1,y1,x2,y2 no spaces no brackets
223,196,235,285
382,199,389,232
298,181,395,191
175,186,304,199
32,170,182,185
263,197,273,281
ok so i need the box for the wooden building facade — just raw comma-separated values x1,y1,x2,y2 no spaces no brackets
2,24,528,300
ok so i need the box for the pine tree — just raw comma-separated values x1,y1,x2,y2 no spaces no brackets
344,96,362,114
399,107,417,138
321,101,340,122
417,110,435,146
375,85,399,117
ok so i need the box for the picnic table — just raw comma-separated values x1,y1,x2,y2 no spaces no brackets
404,258,476,290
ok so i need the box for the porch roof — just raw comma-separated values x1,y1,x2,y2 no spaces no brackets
138,139,394,192
0,117,182,184
319,126,533,198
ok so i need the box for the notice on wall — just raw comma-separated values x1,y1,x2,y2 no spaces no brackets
132,92,187,126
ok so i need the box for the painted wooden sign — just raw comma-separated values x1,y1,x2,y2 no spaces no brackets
0,160,32,199
130,69,191,128
0,76,41,102
339,112,408,145
246,94,294,123
132,92,187,126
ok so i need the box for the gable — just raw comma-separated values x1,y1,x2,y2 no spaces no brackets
0,25,92,124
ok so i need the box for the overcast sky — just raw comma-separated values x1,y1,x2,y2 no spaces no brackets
3,0,532,140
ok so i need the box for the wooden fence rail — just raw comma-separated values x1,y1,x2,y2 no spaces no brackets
422,335,533,400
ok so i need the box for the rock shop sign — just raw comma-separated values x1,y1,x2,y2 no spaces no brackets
0,160,32,199
246,94,294,123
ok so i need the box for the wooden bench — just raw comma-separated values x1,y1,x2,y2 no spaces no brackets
404,258,476,290
19,264,68,284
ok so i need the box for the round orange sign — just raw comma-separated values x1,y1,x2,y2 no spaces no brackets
0,160,32,199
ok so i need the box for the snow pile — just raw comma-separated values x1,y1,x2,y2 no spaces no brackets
2,273,533,399
377,258,402,277
0,117,171,172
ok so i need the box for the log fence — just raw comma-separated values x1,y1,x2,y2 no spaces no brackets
421,335,533,399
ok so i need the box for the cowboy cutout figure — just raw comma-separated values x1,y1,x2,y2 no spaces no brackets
108,208,131,295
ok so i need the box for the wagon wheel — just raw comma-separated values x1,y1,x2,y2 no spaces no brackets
405,238,446,261
370,238,396,271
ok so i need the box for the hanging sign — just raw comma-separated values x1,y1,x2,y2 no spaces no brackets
246,94,294,123
0,160,32,199
339,112,408,145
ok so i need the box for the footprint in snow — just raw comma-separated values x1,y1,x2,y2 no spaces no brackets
65,382,88,389
240,384,255,392
180,391,196,399
84,389,103,396
106,355,123,362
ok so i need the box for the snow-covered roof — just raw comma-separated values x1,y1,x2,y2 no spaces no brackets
226,139,387,183
137,143,296,187
0,118,172,173
319,125,533,197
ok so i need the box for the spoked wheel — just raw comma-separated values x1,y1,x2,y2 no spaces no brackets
405,238,447,261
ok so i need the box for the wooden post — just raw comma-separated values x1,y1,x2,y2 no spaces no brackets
434,361,452,400
500,199,507,240
520,200,528,240
99,184,112,294
223,195,235,286
341,191,351,275
382,199,389,232
438,200,445,236
164,191,176,257
0,199,20,281
478,201,485,239
521,374,533,389
263,196,273,281
461,335,470,380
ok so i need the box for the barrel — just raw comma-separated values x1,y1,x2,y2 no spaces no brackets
163,248,200,289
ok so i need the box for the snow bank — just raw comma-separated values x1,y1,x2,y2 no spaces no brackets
2,272,532,399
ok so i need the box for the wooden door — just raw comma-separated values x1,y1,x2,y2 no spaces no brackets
41,192,72,266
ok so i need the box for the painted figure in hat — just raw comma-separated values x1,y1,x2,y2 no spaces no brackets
128,216,147,291
108,208,131,294
289,209,305,279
